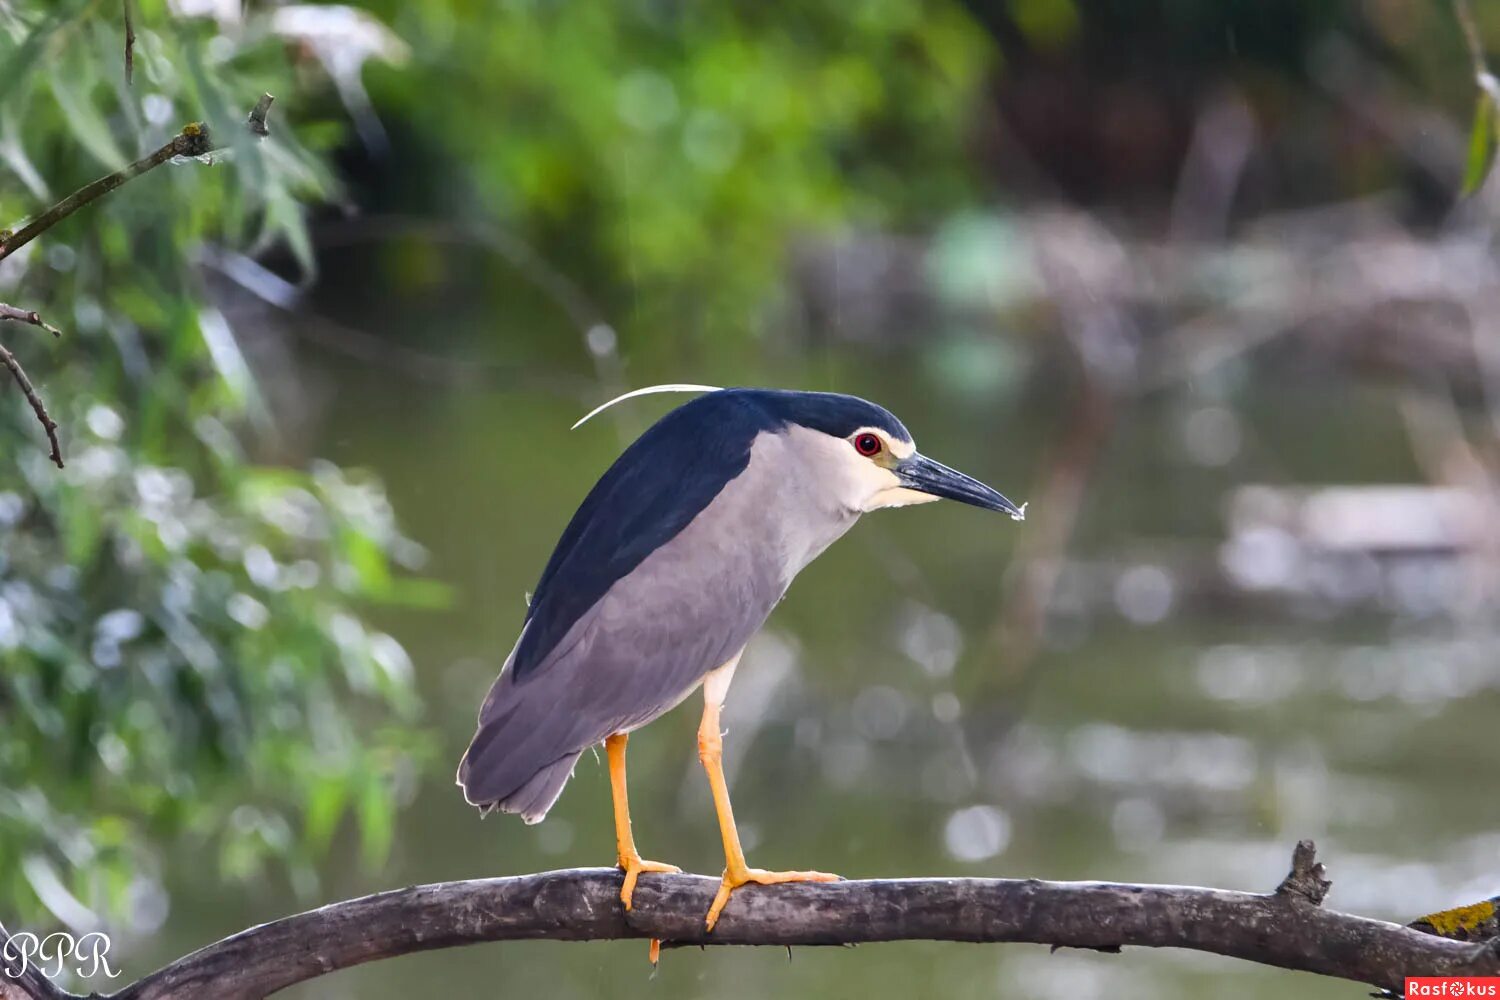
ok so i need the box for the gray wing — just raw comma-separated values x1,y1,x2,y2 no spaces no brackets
456,497,786,820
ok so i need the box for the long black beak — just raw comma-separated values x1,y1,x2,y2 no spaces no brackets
898,453,1027,520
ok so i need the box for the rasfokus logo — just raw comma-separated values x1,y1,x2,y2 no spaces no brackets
2,932,120,982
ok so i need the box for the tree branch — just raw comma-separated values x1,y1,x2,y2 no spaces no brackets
0,843,1481,1000
0,307,63,468
0,921,67,1000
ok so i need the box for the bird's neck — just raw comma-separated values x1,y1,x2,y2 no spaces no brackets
752,431,864,584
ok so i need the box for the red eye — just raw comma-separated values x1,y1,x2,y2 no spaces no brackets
854,433,882,457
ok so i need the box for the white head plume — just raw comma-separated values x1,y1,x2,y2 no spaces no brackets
570,383,723,430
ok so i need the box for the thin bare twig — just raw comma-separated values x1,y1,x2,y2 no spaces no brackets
122,0,136,86
0,306,63,467
0,304,61,339
246,93,273,137
0,339,63,468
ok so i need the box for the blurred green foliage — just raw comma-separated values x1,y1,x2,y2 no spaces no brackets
0,1,429,927
1464,90,1496,196
361,0,993,355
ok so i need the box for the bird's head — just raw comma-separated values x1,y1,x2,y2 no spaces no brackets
572,385,1026,521
757,390,1027,519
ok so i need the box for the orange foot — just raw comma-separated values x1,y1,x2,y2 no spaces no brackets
618,854,681,910
705,865,840,930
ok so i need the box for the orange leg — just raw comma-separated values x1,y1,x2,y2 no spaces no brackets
607,732,680,910
697,697,839,931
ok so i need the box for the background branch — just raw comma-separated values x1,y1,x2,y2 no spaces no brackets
0,306,63,467
122,0,136,86
1,844,1482,1000
0,305,61,339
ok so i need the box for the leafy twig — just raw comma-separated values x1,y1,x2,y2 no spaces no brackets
0,94,274,469
0,94,275,264
0,124,210,264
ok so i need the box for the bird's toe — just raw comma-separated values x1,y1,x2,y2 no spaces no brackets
617,855,682,910
704,866,842,930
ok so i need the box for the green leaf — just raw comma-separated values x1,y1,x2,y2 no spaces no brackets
1463,92,1497,197
374,577,456,610
260,186,317,280
303,773,350,855
0,0,89,102
48,68,127,171
342,529,393,592
356,773,395,870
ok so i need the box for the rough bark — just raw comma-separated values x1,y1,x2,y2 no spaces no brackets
4,844,1495,1000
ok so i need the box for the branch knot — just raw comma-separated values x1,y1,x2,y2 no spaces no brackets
1275,840,1331,906
175,122,213,158
247,93,275,136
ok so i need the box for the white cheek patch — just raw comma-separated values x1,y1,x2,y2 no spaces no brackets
865,486,940,511
782,424,922,513
843,460,903,510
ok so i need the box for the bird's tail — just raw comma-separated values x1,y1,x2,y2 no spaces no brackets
456,680,582,824
461,748,580,825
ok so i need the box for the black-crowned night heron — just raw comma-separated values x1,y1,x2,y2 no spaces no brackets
458,385,1025,936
